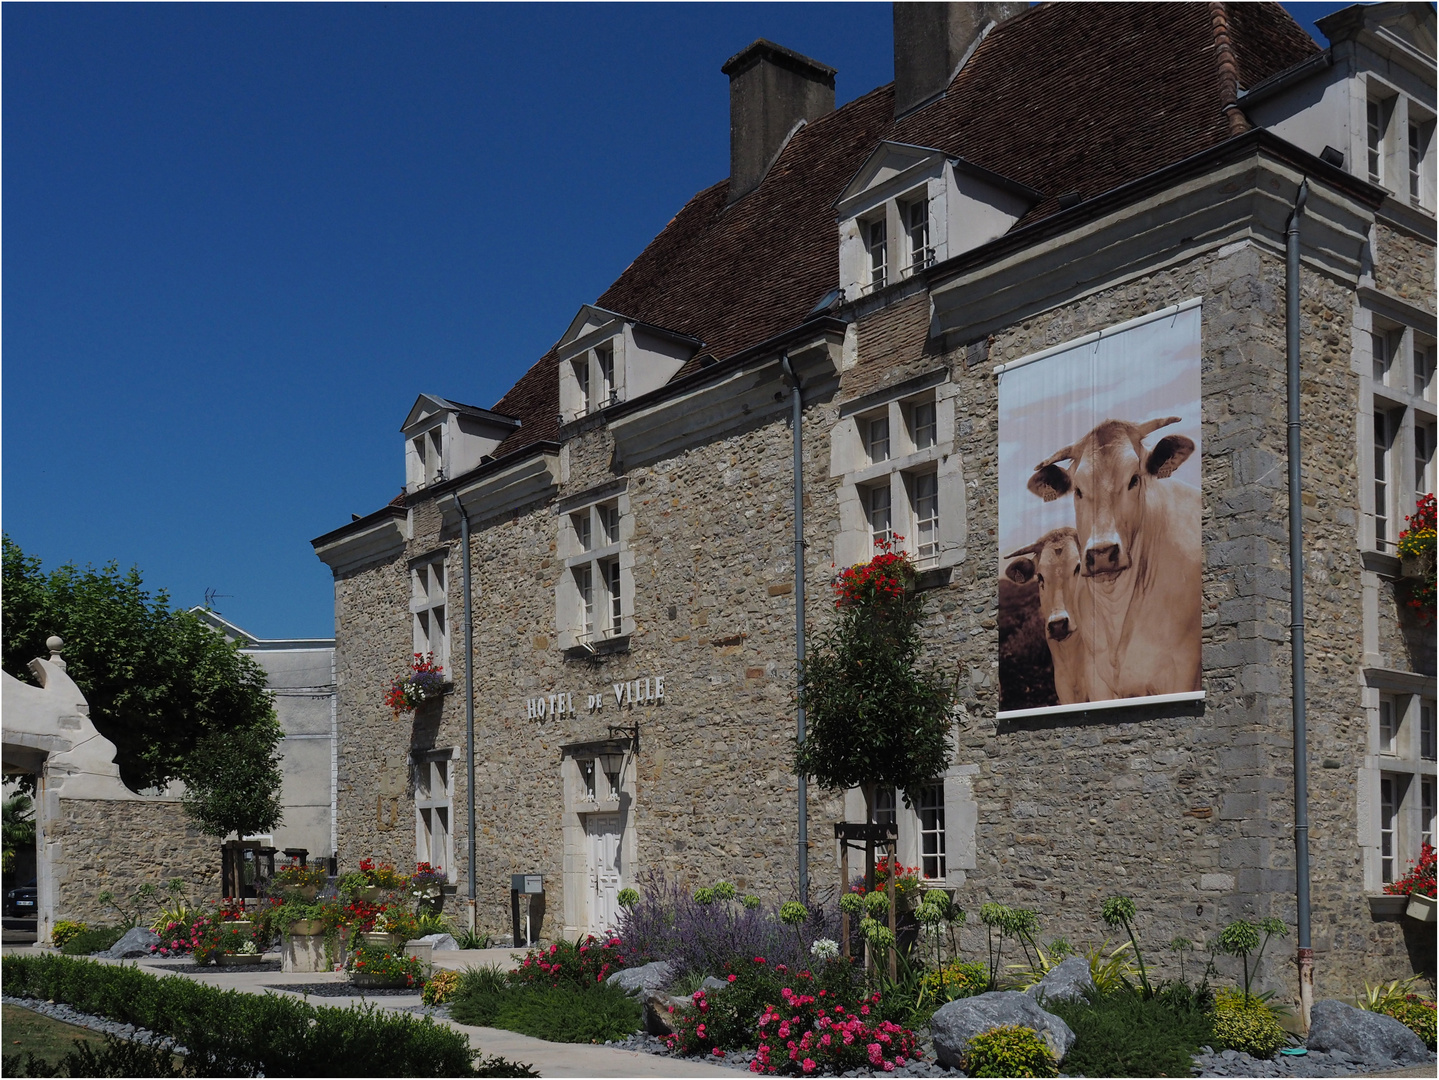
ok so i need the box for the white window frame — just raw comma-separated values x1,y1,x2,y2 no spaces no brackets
1360,314,1437,553
413,749,455,881
410,555,449,668
557,491,633,649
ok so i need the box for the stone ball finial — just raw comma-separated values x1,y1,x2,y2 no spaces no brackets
46,636,66,670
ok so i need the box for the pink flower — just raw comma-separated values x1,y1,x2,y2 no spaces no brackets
728,974,737,982
801,1059,816,1074
712,1048,725,1058
882,1063,895,1072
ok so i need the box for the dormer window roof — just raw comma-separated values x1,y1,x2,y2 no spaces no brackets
556,304,701,425
402,394,520,494
835,142,1039,301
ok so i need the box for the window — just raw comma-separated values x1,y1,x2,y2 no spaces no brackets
1368,97,1392,186
912,472,939,567
596,344,616,408
1409,117,1434,210
1381,773,1399,882
1417,421,1436,503
874,787,898,830
917,784,946,881
562,334,626,421
866,484,893,552
1374,409,1398,547
412,427,443,488
1423,699,1436,762
1425,778,1437,850
574,358,591,415
865,415,890,463
414,752,453,879
1410,122,1424,203
866,217,888,292
909,400,937,451
1380,694,1400,754
904,196,932,275
1415,338,1436,402
1373,328,1398,387
561,494,630,648
411,557,448,664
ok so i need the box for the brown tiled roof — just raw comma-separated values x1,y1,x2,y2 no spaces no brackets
435,3,1320,476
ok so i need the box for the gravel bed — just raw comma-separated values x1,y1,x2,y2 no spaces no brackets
1192,1044,1439,1078
264,981,420,998
2,994,185,1055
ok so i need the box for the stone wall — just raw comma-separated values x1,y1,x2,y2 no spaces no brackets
51,797,218,927
327,232,1433,995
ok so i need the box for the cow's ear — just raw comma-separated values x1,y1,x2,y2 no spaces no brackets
1004,557,1037,585
1027,464,1072,501
1146,434,1195,478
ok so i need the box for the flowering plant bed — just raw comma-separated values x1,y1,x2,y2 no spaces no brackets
1385,842,1437,900
512,935,627,989
385,652,446,716
752,986,918,1075
347,943,424,989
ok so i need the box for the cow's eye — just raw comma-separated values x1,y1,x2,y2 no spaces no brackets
1128,474,1140,490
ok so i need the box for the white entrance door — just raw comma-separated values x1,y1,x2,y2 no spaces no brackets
586,813,623,933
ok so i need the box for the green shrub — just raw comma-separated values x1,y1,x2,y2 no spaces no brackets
1046,986,1214,1078
1380,996,1436,1051
449,975,640,1044
963,1025,1057,1079
2,954,484,1076
59,927,124,956
49,921,88,950
3,1032,186,1078
1212,989,1288,1059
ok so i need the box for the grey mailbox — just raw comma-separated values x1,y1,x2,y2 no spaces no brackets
510,874,544,945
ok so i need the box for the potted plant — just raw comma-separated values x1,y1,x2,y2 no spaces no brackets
361,906,418,951
210,919,266,966
385,652,447,718
409,862,447,910
1397,494,1436,624
273,861,328,901
347,943,424,989
1386,843,1437,923
355,858,408,902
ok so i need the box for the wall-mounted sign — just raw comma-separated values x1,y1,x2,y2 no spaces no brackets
526,675,666,720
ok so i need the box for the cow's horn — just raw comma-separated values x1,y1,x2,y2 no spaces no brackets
1135,416,1182,438
1003,543,1040,559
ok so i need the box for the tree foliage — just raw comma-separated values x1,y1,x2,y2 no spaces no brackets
2,536,282,838
793,543,955,813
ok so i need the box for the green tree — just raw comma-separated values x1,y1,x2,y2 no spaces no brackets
2,536,283,838
794,542,956,831
3,792,36,875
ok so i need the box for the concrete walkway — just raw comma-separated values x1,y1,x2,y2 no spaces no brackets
2,944,733,1077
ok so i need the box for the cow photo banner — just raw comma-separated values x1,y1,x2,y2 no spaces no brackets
997,299,1203,718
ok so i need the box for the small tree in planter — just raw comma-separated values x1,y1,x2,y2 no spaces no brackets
794,539,956,884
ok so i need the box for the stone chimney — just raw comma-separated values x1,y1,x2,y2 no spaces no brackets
892,2,1024,117
722,39,836,203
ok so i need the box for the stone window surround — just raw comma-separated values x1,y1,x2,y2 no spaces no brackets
831,368,966,573
1365,75,1436,214
412,746,456,883
554,482,635,651
1359,669,1437,893
409,550,449,670
1356,303,1437,555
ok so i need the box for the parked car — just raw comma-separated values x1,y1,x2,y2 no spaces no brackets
4,881,37,917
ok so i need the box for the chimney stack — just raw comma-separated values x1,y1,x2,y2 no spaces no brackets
722,40,836,203
892,2,1024,117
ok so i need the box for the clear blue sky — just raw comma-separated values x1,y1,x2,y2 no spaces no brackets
2,2,1351,640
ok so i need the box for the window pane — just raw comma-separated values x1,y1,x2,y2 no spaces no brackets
868,219,887,289
1375,411,1394,546
1372,330,1392,385
575,358,590,413
1422,700,1435,761
919,784,946,880
600,501,620,546
868,485,892,551
907,199,930,271
1379,695,1399,754
866,416,890,462
1417,422,1435,502
597,345,615,405
914,472,939,565
1368,100,1383,183
1415,340,1436,401
1381,775,1397,882
581,759,596,800
573,511,592,551
605,560,622,635
1424,778,1436,851
1409,122,1422,202
577,565,594,639
911,401,937,450
874,787,897,828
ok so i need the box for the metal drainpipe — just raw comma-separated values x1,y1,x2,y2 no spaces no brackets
1286,179,1314,1032
780,351,809,905
451,494,479,932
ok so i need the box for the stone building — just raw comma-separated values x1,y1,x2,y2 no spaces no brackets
314,2,1436,998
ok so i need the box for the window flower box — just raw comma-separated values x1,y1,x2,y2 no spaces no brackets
1406,892,1436,923
1368,894,1409,917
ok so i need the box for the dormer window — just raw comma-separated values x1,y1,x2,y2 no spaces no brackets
556,305,699,426
402,395,521,495
903,195,932,274
865,217,888,292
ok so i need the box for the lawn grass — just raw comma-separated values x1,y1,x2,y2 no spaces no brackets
2,1003,107,1066
449,970,642,1044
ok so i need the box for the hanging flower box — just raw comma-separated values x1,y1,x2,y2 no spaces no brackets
1406,893,1436,923
385,653,447,718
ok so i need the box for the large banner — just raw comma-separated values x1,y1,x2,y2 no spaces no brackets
997,300,1203,718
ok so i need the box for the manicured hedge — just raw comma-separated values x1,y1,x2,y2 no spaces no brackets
2,954,479,1077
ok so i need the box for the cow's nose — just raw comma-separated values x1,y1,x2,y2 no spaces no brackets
1047,616,1071,641
1086,543,1120,572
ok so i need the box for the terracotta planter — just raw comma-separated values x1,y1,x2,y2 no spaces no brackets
217,952,264,967
1405,892,1436,923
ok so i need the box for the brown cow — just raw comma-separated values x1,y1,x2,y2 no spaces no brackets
1026,416,1201,698
1004,527,1093,705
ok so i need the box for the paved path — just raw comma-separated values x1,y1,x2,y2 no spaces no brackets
3,944,732,1077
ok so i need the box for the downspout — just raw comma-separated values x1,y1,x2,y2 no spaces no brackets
1286,179,1314,1032
780,351,809,905
450,493,479,932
